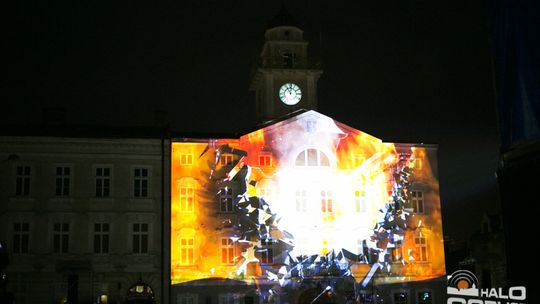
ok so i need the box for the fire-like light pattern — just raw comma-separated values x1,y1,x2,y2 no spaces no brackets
171,112,445,289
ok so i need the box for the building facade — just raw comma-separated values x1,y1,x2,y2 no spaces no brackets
170,111,446,304
0,132,168,304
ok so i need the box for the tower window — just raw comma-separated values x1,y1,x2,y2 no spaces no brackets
282,52,295,68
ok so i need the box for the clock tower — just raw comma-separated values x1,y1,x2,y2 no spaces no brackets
249,7,323,125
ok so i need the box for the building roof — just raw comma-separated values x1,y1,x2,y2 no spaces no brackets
266,5,301,29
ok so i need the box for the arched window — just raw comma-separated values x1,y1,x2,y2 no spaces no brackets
295,149,330,167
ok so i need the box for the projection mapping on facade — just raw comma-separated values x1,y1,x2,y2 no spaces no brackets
170,111,445,301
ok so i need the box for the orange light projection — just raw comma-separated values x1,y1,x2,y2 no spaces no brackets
171,111,445,286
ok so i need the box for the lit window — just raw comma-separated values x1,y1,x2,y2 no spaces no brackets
415,236,428,262
220,154,234,166
95,167,111,197
180,153,193,166
13,222,29,254
219,188,234,213
15,165,31,196
179,187,195,212
354,190,367,213
418,291,432,304
132,223,149,254
295,149,330,167
55,166,71,196
258,188,271,200
321,239,333,255
260,239,274,264
320,190,334,221
221,238,235,265
53,223,69,253
392,240,404,262
411,191,424,213
179,238,194,265
352,154,366,167
134,168,149,198
414,158,423,170
94,223,110,254
258,154,272,167
393,292,408,304
295,190,308,212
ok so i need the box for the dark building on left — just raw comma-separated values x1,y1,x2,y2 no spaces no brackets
0,126,170,304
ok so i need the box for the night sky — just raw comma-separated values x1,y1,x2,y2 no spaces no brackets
5,1,500,242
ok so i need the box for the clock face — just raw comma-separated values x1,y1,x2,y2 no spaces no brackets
279,83,302,105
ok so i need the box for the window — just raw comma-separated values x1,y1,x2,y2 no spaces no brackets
320,190,334,220
282,52,295,68
321,239,333,255
415,236,428,262
180,153,193,166
295,190,308,212
53,223,69,253
13,222,29,254
392,240,403,262
177,294,198,304
179,238,194,265
358,292,373,304
55,166,71,196
258,188,271,200
352,154,366,167
417,291,432,304
393,292,408,304
95,167,111,197
219,188,234,213
411,191,424,213
258,154,272,167
220,154,234,166
221,238,234,265
295,149,330,167
94,223,110,254
132,223,149,254
414,158,423,170
134,168,149,198
260,239,274,264
15,165,31,196
354,190,367,213
219,293,243,304
179,187,195,212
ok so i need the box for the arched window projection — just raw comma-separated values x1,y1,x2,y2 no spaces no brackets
295,149,330,167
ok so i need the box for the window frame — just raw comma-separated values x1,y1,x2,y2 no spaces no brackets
133,166,150,198
132,223,149,254
54,165,72,197
53,222,70,254
94,165,113,198
12,222,30,254
219,188,234,213
411,190,425,214
14,164,32,197
93,223,110,254
179,237,195,265
414,235,428,262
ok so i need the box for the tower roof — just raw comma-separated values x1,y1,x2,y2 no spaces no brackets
266,5,301,29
